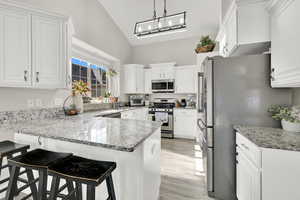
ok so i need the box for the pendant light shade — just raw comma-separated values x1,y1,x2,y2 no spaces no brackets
134,0,187,38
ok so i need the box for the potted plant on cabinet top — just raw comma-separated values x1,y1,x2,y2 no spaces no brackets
268,105,300,132
72,80,90,113
195,35,216,54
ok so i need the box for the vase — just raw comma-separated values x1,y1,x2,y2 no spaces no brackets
72,94,84,113
281,119,300,132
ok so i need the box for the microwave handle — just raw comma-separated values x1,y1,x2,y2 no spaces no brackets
198,73,204,112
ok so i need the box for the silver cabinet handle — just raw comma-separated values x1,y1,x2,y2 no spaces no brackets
36,72,39,82
270,68,275,81
24,70,28,82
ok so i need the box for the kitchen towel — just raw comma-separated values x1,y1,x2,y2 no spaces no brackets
155,112,168,123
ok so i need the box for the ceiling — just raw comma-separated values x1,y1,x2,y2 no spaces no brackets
97,0,221,46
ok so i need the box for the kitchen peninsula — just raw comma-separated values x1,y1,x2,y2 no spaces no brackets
7,111,161,200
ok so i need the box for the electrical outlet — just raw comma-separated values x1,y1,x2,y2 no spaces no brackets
54,98,63,106
27,99,34,108
36,99,42,107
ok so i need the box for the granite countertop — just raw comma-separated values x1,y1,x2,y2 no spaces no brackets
234,125,300,152
3,111,161,152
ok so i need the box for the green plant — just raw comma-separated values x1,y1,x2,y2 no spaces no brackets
72,80,90,96
107,68,118,77
197,35,216,48
104,91,111,98
268,105,300,123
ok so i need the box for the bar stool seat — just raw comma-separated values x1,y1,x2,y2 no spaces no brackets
0,141,29,157
48,156,117,200
9,149,72,169
6,149,73,200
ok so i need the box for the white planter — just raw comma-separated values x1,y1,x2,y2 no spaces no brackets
72,94,83,113
281,120,300,132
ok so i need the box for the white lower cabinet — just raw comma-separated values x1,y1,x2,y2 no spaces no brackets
236,132,300,200
236,146,261,200
174,109,197,139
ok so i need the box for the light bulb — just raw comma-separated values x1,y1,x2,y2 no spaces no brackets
138,26,142,32
180,18,184,24
158,22,162,28
168,20,173,26
148,25,152,30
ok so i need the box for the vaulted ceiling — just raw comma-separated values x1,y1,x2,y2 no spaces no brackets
97,0,221,46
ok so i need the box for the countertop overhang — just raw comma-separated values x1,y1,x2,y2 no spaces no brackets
4,111,161,152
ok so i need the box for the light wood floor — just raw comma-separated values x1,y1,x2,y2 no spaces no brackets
160,138,214,200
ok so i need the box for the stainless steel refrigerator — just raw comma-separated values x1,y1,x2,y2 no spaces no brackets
197,54,292,200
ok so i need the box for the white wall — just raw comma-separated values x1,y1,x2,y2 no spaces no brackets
132,37,201,66
292,89,300,105
0,0,132,111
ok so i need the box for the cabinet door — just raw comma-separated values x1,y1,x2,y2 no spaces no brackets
236,149,261,200
0,8,31,87
151,68,161,80
136,66,144,93
271,0,300,87
225,9,237,55
32,15,65,89
174,109,197,139
175,67,196,94
123,65,137,94
144,69,152,94
163,67,175,79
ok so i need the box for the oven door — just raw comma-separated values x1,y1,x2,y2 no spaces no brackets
161,114,173,132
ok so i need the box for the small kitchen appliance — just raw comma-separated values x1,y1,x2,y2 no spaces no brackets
129,95,145,107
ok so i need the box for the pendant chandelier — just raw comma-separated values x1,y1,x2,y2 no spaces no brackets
134,0,187,38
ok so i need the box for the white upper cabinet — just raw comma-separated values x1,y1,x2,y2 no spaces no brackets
217,0,270,57
144,69,152,94
149,63,175,80
270,0,300,87
0,7,31,87
175,66,196,94
0,2,69,89
123,64,144,94
32,15,66,89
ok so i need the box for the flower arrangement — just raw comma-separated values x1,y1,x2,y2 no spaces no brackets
72,80,90,96
268,105,300,123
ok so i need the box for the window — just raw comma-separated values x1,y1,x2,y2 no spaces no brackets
71,58,107,98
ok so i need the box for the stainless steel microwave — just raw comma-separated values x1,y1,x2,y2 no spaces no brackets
152,79,175,93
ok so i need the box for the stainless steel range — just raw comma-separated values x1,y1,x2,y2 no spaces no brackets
149,98,175,138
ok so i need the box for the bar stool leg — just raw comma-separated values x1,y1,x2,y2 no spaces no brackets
49,176,60,200
38,169,48,200
66,180,76,200
26,169,38,200
75,183,82,200
106,175,116,200
5,166,20,200
86,185,95,200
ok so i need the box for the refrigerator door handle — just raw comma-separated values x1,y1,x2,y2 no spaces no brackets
198,72,205,113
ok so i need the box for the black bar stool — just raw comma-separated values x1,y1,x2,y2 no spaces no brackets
0,140,38,199
48,156,117,200
6,148,72,200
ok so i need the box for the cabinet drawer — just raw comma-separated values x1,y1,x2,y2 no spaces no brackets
236,132,261,168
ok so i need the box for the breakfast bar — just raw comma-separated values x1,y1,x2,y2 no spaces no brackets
4,112,161,200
